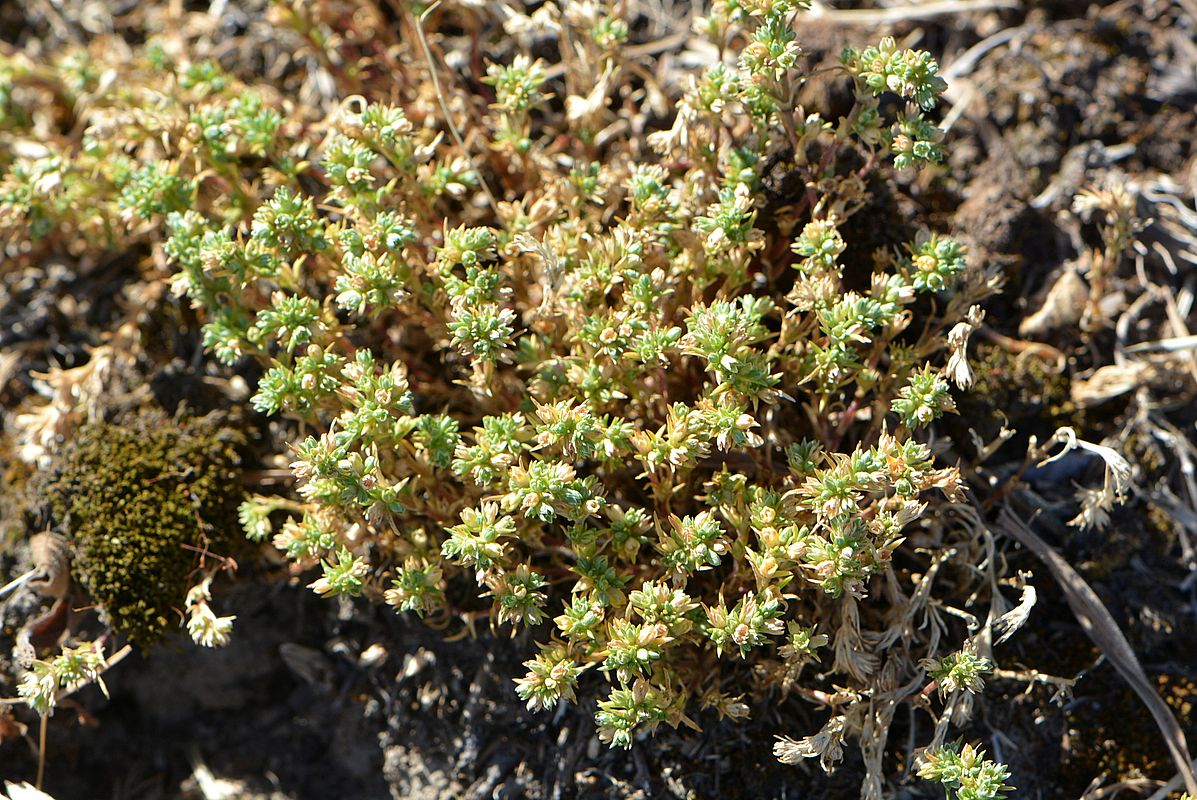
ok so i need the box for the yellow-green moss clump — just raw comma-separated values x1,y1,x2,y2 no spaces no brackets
50,410,244,645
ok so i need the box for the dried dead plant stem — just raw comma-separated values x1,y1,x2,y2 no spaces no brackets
36,712,47,790
977,327,1067,372
413,1,499,215
803,0,1021,25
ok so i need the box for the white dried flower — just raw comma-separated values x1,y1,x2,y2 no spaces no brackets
185,577,236,648
774,715,846,771
945,305,984,388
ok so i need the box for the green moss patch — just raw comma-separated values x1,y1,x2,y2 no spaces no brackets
50,410,244,645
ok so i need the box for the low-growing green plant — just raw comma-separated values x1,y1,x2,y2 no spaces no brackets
1,0,1013,794
17,642,109,717
918,741,1014,800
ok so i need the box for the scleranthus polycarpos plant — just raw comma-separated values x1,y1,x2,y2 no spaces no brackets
0,0,1019,795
